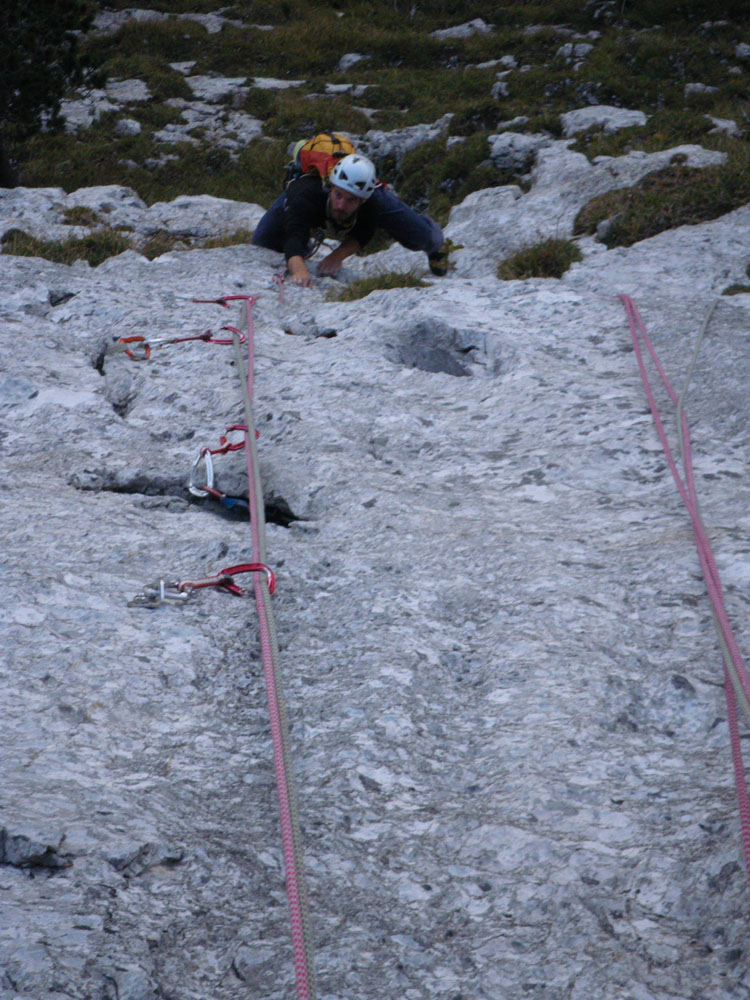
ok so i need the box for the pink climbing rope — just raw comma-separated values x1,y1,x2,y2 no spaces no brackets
620,294,750,881
232,295,317,999
194,294,316,996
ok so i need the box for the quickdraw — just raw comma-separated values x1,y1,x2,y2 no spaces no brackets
108,326,246,361
188,424,258,499
128,561,276,608
127,292,317,998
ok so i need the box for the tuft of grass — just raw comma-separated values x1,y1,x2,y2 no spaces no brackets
138,230,183,258
327,268,428,301
62,206,103,226
1,228,133,267
498,237,582,280
574,139,750,248
200,229,254,248
1,223,261,266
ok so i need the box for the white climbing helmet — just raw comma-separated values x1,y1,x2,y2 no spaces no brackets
329,154,377,200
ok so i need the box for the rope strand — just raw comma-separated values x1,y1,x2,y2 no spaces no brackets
231,298,317,999
620,294,750,882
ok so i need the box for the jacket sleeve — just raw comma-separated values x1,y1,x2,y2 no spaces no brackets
348,201,377,249
283,176,325,261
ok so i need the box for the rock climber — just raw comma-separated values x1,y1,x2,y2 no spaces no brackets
251,153,448,287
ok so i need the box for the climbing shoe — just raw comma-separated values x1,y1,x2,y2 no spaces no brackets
428,247,449,276
427,239,461,277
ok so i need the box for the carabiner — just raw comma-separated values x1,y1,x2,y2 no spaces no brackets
219,562,277,595
188,448,214,498
207,324,247,346
128,579,191,608
114,335,151,361
216,424,250,452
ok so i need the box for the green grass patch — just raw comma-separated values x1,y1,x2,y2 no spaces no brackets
570,110,716,161
328,268,428,301
200,229,254,248
103,0,221,11
61,206,103,226
392,131,509,224
18,126,288,207
84,19,207,68
0,224,258,266
256,93,373,139
574,139,750,248
497,238,582,280
1,228,133,267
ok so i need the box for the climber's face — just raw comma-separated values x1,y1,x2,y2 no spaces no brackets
329,185,365,223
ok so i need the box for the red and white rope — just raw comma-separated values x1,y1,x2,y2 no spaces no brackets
230,296,317,999
620,294,750,881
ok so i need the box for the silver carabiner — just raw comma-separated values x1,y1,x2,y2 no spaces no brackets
128,579,192,608
188,448,214,498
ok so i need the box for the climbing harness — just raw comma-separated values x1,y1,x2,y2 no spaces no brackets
128,292,317,999
107,326,246,361
128,561,276,608
305,228,326,259
620,294,750,883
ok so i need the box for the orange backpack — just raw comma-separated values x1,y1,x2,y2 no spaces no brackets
290,132,357,183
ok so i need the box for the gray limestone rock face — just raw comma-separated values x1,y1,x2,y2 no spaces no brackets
431,19,494,40
360,114,454,167
113,118,143,138
560,105,649,136
106,79,151,103
336,52,369,72
1,135,749,1000
58,90,119,131
185,75,249,103
488,131,550,171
